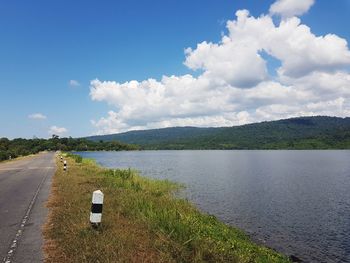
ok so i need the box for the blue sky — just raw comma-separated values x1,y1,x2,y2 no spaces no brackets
1,0,350,138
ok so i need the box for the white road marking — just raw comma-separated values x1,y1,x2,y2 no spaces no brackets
27,167,55,170
2,169,50,263
0,167,54,171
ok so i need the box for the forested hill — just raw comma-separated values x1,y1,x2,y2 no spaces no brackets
86,116,350,149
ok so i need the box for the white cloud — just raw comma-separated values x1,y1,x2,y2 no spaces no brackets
184,34,268,87
69,80,80,87
89,2,350,135
269,0,315,18
49,126,68,136
255,97,350,121
225,11,350,78
91,110,253,135
268,18,350,77
28,113,47,120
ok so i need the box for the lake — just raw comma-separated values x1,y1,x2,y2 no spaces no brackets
76,150,350,263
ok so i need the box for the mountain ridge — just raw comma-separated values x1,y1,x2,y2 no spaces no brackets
86,116,350,149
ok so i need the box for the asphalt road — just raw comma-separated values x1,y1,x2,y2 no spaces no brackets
0,152,55,263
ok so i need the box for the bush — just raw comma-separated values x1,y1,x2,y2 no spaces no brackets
0,151,8,161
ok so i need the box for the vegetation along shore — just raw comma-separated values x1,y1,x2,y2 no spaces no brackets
0,136,139,161
44,153,290,262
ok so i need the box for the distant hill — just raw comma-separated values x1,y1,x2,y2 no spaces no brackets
86,116,350,149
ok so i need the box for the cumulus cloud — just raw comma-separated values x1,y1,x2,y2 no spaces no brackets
69,79,80,87
184,26,268,87
28,113,47,120
49,126,68,136
269,0,315,18
90,0,350,135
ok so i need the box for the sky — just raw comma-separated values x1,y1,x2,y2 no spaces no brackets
1,0,350,138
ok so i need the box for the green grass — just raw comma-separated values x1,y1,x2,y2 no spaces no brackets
44,154,290,262
65,152,83,163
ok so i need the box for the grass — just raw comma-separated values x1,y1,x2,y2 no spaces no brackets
44,154,290,263
0,153,36,162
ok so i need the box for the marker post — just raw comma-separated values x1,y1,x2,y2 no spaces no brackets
90,190,104,228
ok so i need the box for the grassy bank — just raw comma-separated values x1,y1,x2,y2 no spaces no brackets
44,154,290,263
0,153,39,163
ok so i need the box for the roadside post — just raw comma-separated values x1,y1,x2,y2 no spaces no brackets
90,190,104,228
63,160,67,171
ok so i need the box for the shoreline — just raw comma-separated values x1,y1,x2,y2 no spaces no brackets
43,153,291,262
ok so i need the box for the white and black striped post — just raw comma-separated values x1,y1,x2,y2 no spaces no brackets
90,190,104,228
60,156,63,162
63,160,67,171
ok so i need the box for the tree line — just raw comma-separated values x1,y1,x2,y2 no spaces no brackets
0,135,139,161
87,116,350,150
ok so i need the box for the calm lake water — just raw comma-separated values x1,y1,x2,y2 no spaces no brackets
77,150,350,262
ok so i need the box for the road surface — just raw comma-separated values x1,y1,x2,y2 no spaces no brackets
0,152,55,263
